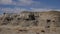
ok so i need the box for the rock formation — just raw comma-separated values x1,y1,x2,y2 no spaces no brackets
0,11,60,34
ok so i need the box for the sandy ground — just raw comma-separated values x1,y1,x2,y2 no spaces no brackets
0,25,60,34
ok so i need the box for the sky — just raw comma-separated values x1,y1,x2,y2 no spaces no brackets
0,0,60,14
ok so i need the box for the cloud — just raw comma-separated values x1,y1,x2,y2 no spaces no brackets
0,0,39,6
0,7,60,14
0,7,29,13
30,8,53,12
18,0,33,5
0,0,12,4
0,0,60,14
0,0,59,13
30,8,60,12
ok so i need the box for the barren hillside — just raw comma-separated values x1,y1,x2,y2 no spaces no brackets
0,11,60,34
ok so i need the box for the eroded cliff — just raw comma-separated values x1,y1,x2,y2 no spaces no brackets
0,11,60,34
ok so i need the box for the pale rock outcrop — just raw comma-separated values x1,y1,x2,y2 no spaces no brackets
0,11,60,34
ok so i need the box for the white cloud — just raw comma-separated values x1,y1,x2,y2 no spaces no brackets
0,0,12,4
18,0,33,5
0,0,39,6
30,8,53,12
0,0,60,13
0,7,29,13
30,8,60,12
0,7,60,14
